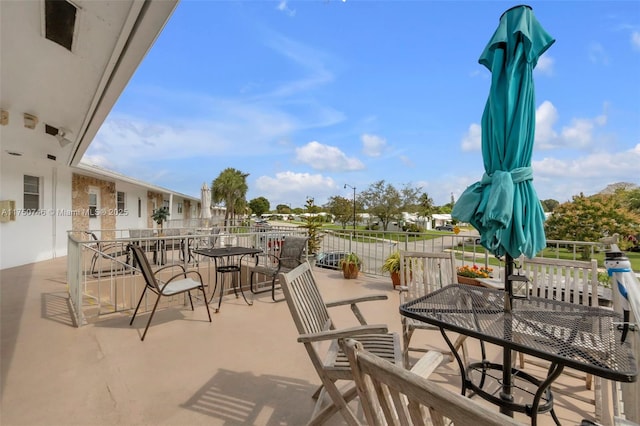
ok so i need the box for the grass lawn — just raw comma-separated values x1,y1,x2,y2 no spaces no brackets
283,221,640,272
452,244,640,272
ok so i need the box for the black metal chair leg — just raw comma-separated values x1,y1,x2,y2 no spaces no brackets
200,286,212,322
130,287,148,325
141,294,162,341
270,277,285,302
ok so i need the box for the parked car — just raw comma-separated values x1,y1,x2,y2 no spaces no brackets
253,219,272,231
435,224,454,231
316,251,348,270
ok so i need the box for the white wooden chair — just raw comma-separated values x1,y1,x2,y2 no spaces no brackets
341,338,524,426
517,257,606,421
278,262,402,425
398,251,467,367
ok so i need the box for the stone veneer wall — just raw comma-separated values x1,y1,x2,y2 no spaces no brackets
184,200,191,219
147,191,163,228
71,174,116,240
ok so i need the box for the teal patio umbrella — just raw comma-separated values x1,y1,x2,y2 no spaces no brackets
451,4,554,416
453,4,553,295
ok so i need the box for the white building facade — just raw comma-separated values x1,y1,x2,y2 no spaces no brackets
0,0,184,269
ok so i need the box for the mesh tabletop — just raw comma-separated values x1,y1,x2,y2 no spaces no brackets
400,284,637,382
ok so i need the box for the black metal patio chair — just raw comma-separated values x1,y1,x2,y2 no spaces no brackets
128,243,211,341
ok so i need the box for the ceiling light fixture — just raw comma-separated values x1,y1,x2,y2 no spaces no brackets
55,128,73,147
23,113,38,129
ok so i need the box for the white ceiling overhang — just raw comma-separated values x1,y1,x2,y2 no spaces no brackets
0,0,178,165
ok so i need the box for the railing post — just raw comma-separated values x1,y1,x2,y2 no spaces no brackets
66,233,84,327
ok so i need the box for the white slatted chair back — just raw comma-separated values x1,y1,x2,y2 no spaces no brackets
342,339,524,426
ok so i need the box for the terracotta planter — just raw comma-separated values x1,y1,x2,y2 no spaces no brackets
342,264,359,279
390,271,401,287
457,275,483,286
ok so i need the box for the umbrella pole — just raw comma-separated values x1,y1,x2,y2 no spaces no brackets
500,253,514,416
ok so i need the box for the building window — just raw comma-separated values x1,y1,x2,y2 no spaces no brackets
138,198,142,218
163,200,170,209
117,191,125,213
24,175,40,211
177,202,183,214
89,193,98,218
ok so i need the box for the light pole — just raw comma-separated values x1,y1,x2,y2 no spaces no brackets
344,184,356,231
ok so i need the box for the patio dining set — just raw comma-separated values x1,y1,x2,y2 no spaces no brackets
276,252,637,426
121,226,637,425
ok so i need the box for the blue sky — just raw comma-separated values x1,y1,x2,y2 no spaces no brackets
85,1,640,208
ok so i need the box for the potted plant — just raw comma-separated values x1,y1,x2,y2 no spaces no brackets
302,197,323,265
456,264,493,286
381,251,402,287
151,207,170,234
340,252,361,279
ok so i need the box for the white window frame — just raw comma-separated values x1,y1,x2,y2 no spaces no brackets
88,192,98,218
117,191,126,214
23,175,41,211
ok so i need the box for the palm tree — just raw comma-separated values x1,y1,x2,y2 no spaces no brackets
212,168,249,228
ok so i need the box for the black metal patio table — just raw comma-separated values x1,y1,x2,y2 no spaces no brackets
400,284,637,426
193,247,262,313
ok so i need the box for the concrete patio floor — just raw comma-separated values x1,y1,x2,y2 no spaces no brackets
1,257,601,425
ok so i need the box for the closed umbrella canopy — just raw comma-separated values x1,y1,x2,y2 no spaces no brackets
200,183,212,221
452,5,554,260
452,6,555,414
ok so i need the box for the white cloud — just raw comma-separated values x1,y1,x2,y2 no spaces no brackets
277,0,296,17
255,171,336,205
295,141,365,171
561,118,599,148
535,144,640,179
535,55,554,76
536,101,607,150
534,100,559,148
588,42,609,65
399,155,415,168
88,107,293,166
461,123,481,151
361,134,386,157
262,35,333,98
532,144,640,200
461,101,608,152
632,31,640,51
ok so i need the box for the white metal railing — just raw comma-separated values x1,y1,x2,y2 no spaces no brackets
609,258,639,423
67,227,628,323
66,227,310,324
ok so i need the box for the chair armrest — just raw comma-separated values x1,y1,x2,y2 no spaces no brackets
154,263,187,275
100,243,129,260
297,324,389,343
248,252,278,266
326,295,389,326
410,351,444,378
325,294,388,307
397,286,410,304
238,251,265,265
278,256,304,266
